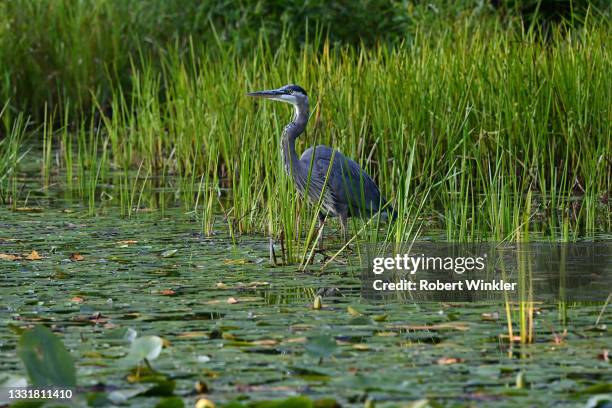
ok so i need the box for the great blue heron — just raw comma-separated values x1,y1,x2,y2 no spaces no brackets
248,84,396,243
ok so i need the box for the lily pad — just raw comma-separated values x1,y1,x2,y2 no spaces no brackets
17,325,76,387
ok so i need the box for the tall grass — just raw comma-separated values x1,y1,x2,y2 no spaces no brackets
2,8,611,254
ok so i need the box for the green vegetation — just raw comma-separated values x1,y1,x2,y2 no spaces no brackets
1,3,610,406
2,5,609,250
1,208,610,407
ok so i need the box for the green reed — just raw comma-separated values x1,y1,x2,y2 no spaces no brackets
3,14,611,249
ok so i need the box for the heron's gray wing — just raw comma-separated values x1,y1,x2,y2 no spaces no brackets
303,146,384,217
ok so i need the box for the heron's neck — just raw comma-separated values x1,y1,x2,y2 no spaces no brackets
281,103,309,177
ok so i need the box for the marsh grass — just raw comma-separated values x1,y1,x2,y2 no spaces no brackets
3,14,611,258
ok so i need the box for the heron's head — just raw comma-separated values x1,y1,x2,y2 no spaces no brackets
247,84,308,108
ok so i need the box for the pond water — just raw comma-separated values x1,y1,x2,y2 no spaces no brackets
1,200,610,407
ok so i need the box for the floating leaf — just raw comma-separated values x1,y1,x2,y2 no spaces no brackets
0,253,20,261
436,357,464,365
480,312,499,321
17,325,76,387
251,396,311,408
123,335,164,366
347,306,362,316
304,336,337,360
13,207,44,212
156,396,185,408
160,249,178,258
348,316,374,326
160,289,176,296
25,250,43,260
70,253,84,261
223,258,248,265
117,240,138,245
372,313,388,322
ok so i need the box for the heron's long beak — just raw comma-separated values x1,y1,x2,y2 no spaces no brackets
247,89,285,98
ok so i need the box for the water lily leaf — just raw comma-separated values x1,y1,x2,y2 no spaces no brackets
156,396,185,407
141,380,176,396
575,382,612,395
372,313,388,322
313,399,340,408
123,335,163,366
404,400,441,408
251,396,313,408
17,325,76,387
304,336,337,360
161,249,178,258
348,316,374,326
347,306,362,316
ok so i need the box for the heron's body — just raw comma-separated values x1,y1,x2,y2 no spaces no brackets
249,84,395,242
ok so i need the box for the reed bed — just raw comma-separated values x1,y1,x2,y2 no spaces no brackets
1,7,610,255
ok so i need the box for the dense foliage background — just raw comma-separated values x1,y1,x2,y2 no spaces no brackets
1,0,609,121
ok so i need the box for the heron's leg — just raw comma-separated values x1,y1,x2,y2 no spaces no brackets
316,212,326,250
339,212,349,244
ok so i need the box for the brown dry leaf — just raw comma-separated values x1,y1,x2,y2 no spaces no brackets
0,253,21,261
71,296,85,303
597,349,609,362
216,282,229,289
70,253,84,261
389,323,470,332
481,312,499,321
499,334,522,343
227,297,239,304
352,343,370,351
251,339,278,346
25,250,43,260
13,207,44,213
116,240,138,245
160,289,176,296
177,331,208,339
437,357,464,365
284,337,307,344
223,258,248,265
